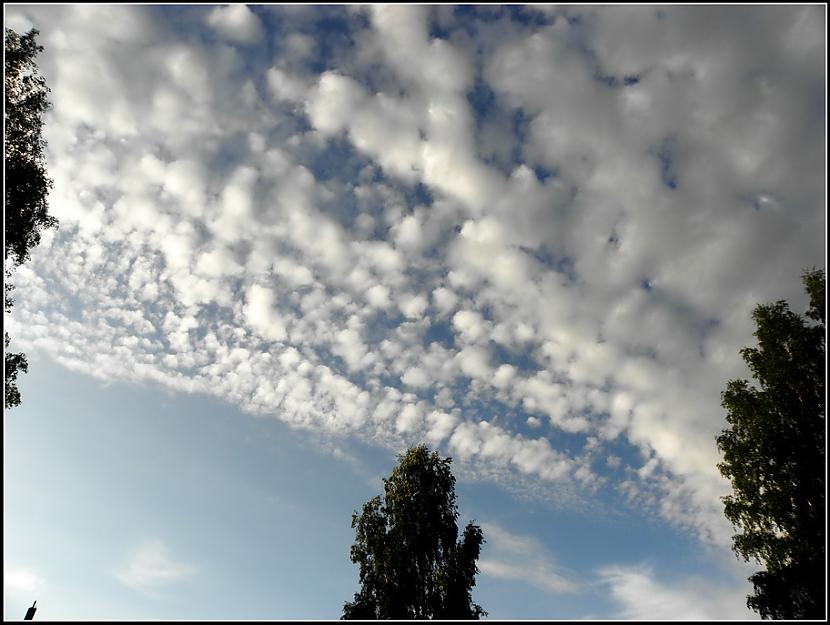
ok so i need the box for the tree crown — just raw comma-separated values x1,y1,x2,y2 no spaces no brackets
716,268,825,619
343,445,486,620
5,27,57,266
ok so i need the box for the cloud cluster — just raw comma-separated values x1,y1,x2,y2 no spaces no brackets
5,4,824,567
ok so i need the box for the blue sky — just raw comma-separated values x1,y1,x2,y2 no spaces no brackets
4,4,825,620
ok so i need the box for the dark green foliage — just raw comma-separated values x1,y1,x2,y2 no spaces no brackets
342,445,486,620
5,27,57,266
4,273,27,409
4,28,57,410
5,332,28,409
716,269,826,619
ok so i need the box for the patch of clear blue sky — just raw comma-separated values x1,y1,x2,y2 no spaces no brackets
309,137,371,186
6,356,723,620
5,358,373,619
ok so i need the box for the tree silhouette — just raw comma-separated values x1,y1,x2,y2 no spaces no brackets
716,268,826,619
343,445,486,619
5,27,57,409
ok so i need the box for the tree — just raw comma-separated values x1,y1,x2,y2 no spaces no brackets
5,271,28,409
716,268,826,619
5,325,28,410
5,27,56,266
342,445,486,620
4,27,57,409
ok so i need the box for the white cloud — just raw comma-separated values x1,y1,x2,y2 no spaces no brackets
333,327,371,372
451,216,534,292
431,287,458,316
4,567,46,594
398,292,428,319
598,564,756,619
425,410,458,444
206,4,264,44
492,363,516,390
164,159,208,218
456,345,492,380
396,403,423,433
365,284,391,309
306,72,369,136
115,540,196,594
479,522,579,594
393,213,424,252
195,244,242,279
401,366,430,389
4,4,824,569
266,66,312,103
243,284,288,342
452,309,490,344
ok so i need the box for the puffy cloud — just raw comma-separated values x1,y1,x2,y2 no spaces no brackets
164,159,208,218
452,309,490,344
451,216,533,291
206,4,264,44
396,403,423,433
368,5,473,95
425,410,458,444
447,421,574,483
431,287,458,316
306,72,369,136
398,292,428,319
266,66,312,103
492,364,516,390
401,366,430,389
243,284,288,342
393,214,424,252
456,345,492,380
333,327,371,372
365,284,391,309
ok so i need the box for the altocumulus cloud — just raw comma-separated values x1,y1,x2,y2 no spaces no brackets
4,3,825,568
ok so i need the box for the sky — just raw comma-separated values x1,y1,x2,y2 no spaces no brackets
3,3,825,620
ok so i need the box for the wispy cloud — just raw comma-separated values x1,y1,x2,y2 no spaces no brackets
597,564,757,620
478,522,579,594
115,540,196,594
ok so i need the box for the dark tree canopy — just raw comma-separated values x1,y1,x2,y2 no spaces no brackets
5,27,57,266
716,268,826,619
4,27,57,409
5,332,28,409
342,445,486,620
